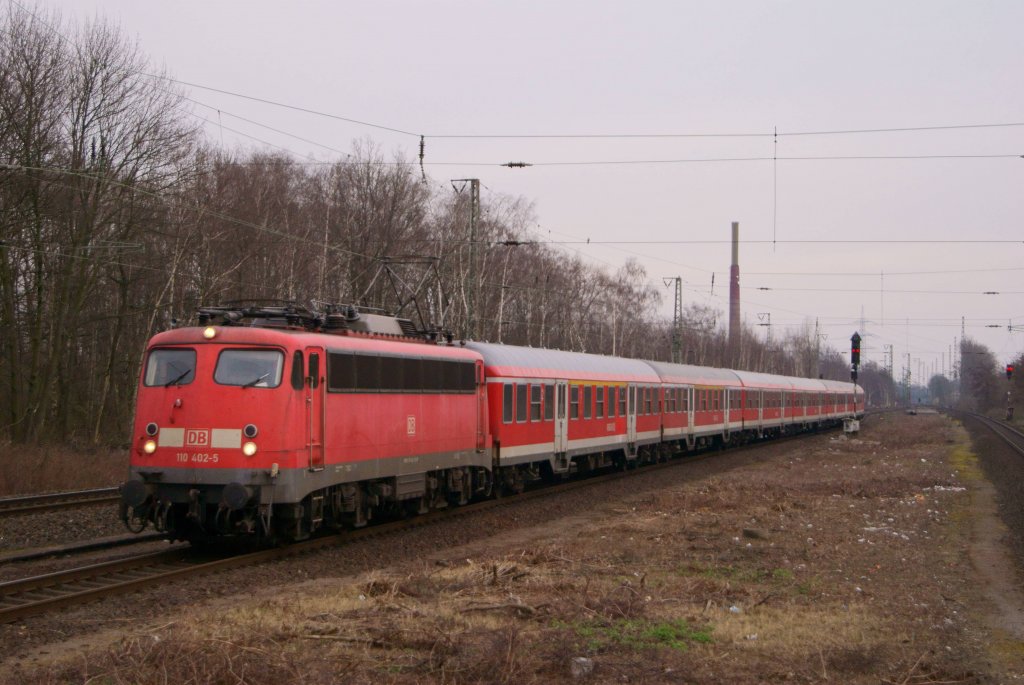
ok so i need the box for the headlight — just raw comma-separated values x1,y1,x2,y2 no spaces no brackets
203,326,217,339
243,423,258,438
145,422,158,436
242,441,258,457
143,439,157,454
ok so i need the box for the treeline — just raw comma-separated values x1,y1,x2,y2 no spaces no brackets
0,6,888,445
956,338,1020,415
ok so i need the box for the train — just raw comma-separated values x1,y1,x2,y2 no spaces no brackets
119,304,864,544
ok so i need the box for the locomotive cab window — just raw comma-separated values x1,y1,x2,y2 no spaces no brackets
144,348,196,387
214,349,284,388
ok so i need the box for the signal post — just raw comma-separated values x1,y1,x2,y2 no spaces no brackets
1007,364,1015,421
846,332,862,434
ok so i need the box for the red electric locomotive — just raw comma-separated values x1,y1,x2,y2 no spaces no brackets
121,305,492,543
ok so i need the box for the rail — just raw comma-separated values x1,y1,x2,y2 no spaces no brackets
0,487,120,517
957,411,1024,458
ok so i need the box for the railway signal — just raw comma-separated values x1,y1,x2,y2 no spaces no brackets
1008,365,1015,380
851,332,861,382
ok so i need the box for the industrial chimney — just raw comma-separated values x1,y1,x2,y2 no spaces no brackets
729,221,740,360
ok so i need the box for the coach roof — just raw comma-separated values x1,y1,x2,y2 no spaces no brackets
644,361,744,387
465,342,660,383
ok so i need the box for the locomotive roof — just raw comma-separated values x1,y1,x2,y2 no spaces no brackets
643,361,743,387
148,326,481,361
465,342,660,383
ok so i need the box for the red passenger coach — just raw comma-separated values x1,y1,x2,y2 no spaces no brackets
121,306,492,542
465,342,660,486
645,362,744,448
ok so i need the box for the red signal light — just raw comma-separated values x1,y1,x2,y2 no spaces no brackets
1008,365,1015,380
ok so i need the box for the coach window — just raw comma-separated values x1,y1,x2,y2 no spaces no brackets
583,386,592,419
620,387,627,415
570,386,579,419
608,387,617,417
531,385,542,421
595,386,604,418
645,387,652,415
144,348,196,387
544,384,554,420
502,384,514,423
516,383,528,422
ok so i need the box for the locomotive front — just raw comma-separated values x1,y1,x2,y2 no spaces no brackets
120,324,306,542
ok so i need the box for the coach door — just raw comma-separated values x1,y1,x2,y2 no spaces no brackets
305,347,325,471
554,381,568,454
627,385,638,449
475,361,486,452
723,388,731,440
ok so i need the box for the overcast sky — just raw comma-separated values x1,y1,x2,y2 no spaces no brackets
43,0,1024,382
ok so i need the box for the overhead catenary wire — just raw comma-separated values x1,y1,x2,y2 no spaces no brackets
132,72,1024,142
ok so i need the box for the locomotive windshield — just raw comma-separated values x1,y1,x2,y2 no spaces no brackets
144,348,196,387
214,349,284,388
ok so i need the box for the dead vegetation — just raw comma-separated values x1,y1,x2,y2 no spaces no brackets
0,442,126,496
7,415,1002,683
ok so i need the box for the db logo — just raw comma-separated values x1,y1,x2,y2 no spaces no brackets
186,429,210,447
407,416,416,435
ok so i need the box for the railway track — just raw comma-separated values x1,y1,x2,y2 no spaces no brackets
959,411,1024,457
0,423,856,624
0,532,170,565
0,487,120,517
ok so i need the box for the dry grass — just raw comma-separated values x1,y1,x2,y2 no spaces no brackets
0,442,127,496
9,415,995,683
